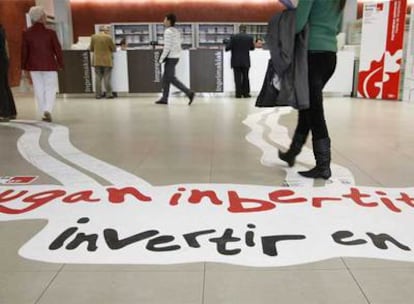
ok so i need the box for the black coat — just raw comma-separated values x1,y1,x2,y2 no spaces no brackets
225,33,255,68
256,10,310,110
0,25,17,118
0,26,7,67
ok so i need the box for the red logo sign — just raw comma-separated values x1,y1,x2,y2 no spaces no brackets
0,176,38,185
377,3,384,11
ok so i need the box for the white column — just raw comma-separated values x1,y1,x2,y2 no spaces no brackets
342,0,358,34
35,0,73,49
54,0,73,49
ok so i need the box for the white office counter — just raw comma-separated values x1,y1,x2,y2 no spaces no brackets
111,50,129,92
91,50,129,94
84,49,355,95
223,49,270,93
224,49,354,95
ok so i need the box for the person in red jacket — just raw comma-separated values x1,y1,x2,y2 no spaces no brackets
21,6,63,122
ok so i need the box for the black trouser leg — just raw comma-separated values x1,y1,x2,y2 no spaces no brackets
297,52,337,179
0,65,16,117
241,67,250,96
296,52,337,139
233,67,243,97
161,59,175,101
162,58,191,101
0,70,8,116
170,77,191,96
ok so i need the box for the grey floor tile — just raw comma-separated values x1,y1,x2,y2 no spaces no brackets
204,269,368,304
2,93,414,303
137,167,211,185
37,271,204,304
62,262,204,272
344,257,414,270
328,156,382,187
0,221,63,272
351,269,414,304
207,258,347,271
0,271,56,304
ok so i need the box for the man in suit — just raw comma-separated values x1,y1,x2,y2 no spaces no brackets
90,25,116,99
226,25,255,98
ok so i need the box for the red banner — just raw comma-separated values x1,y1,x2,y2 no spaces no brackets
358,0,407,100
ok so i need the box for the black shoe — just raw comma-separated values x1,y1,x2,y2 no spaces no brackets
278,150,296,167
278,133,307,167
243,94,252,98
298,138,331,179
106,95,114,99
95,96,102,99
188,91,195,105
42,111,52,122
235,95,242,99
155,100,167,104
299,166,331,180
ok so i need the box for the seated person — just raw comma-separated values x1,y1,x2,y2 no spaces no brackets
119,38,127,51
255,38,264,48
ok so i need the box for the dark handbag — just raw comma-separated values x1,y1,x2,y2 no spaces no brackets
255,59,280,107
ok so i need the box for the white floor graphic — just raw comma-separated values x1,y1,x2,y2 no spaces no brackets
243,108,356,186
0,120,413,267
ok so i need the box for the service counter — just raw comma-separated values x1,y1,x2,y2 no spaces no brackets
58,50,93,94
58,49,354,96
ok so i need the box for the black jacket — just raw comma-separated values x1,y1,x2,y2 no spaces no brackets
0,26,7,67
225,33,255,68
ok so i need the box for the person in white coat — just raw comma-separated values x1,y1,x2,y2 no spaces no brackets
156,13,195,105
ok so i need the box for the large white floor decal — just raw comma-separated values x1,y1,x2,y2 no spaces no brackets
0,119,413,267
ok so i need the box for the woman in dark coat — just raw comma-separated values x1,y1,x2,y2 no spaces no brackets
0,24,17,122
278,0,346,179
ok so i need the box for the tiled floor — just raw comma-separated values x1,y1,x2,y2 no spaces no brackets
1,91,414,303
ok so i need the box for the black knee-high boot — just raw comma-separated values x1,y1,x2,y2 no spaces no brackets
278,133,307,167
299,137,331,179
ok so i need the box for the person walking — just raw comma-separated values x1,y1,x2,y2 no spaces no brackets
0,24,17,122
278,0,346,179
156,13,195,105
225,25,255,98
90,25,116,99
21,6,63,122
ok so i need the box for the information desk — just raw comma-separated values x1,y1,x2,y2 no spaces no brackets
127,50,162,93
58,50,93,94
58,49,354,95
